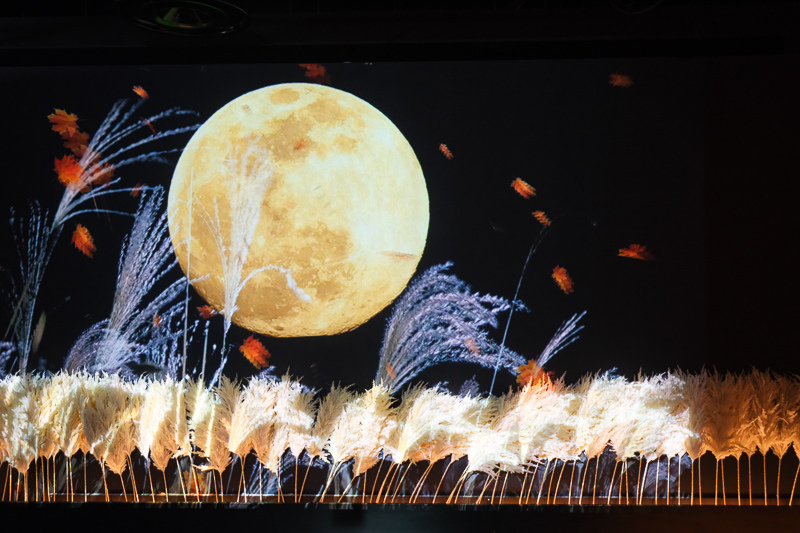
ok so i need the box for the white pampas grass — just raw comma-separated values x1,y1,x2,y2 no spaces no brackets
138,377,188,473
80,374,140,476
327,384,397,482
188,376,238,474
262,377,315,475
4,375,40,474
2,368,800,503
306,385,353,463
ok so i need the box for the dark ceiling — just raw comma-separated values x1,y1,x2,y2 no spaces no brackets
1,1,798,63
3,0,795,17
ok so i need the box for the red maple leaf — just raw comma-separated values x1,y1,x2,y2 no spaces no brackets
240,335,271,369
464,337,480,355
133,85,149,99
72,224,96,258
609,73,634,88
54,155,85,190
62,129,90,156
552,265,574,294
48,109,79,136
299,63,331,84
197,305,217,320
439,144,454,160
516,359,553,388
511,178,536,199
619,244,655,261
532,210,551,227
93,162,115,187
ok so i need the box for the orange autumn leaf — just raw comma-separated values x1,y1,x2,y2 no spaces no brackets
464,337,480,355
532,210,551,226
386,362,396,379
299,63,330,84
54,155,85,189
93,162,115,187
197,305,217,319
153,314,162,329
516,359,553,387
72,224,96,258
133,85,149,99
48,109,79,136
62,129,90,156
439,143,454,160
130,183,144,198
609,73,634,88
294,137,308,151
552,265,574,294
141,117,157,135
181,470,209,496
240,335,271,369
619,243,655,261
511,178,536,199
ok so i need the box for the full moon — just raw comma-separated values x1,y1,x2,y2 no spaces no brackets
167,83,429,337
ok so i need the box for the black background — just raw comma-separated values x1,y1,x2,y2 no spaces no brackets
1,58,712,393
2,3,800,531
0,5,798,401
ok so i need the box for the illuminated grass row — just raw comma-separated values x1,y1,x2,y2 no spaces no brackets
0,369,798,503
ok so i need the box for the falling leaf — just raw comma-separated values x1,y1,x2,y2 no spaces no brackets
609,73,634,88
511,178,536,199
133,85,149,99
71,224,96,258
140,117,157,135
182,470,208,496
619,243,655,261
294,137,308,151
381,251,417,261
464,337,480,355
48,109,79,136
197,305,217,319
439,144,454,160
552,265,574,294
130,183,144,197
61,129,90,156
94,162,115,187
515,359,553,387
153,314,162,329
532,210,551,226
299,63,330,84
386,362,396,379
240,335,271,369
54,155,84,190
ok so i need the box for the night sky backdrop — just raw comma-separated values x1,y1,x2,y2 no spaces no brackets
1,56,796,394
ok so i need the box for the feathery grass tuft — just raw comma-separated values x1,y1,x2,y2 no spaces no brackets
376,263,526,392
64,188,186,376
1,370,800,503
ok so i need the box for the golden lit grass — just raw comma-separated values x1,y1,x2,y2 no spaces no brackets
1,369,798,503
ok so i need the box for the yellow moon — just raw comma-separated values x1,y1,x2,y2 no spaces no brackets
167,83,429,337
